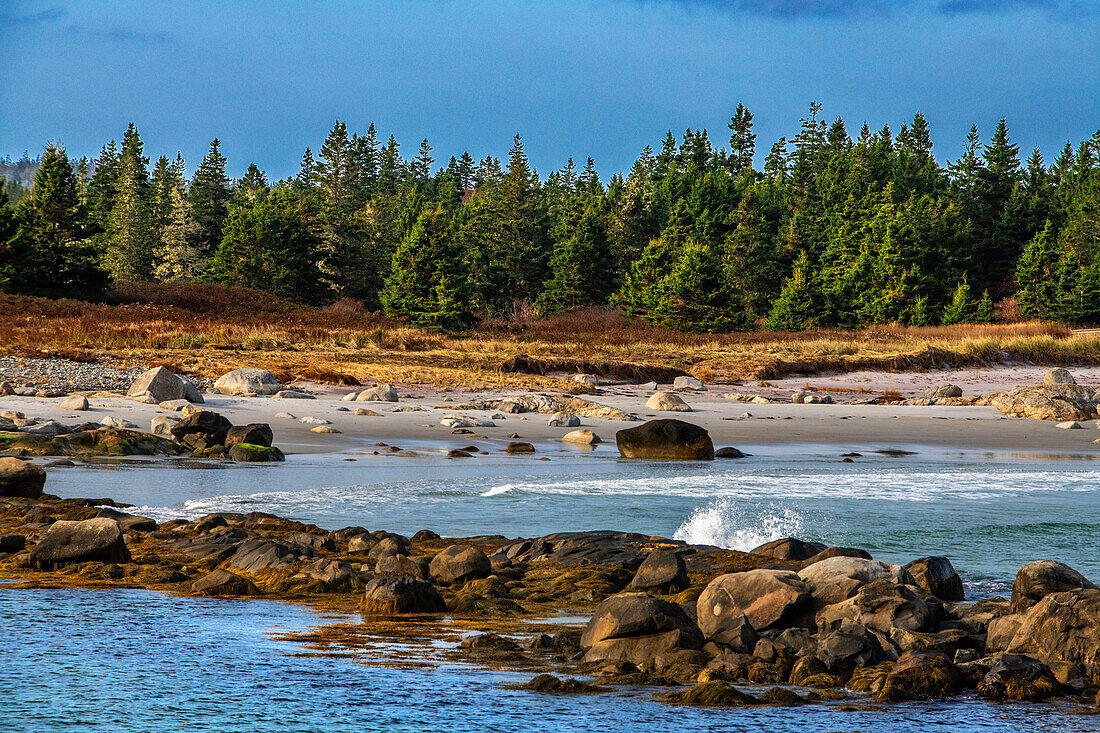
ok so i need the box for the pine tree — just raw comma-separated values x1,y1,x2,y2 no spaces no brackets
974,289,995,323
189,138,230,258
152,157,202,281
1015,222,1060,318
535,201,612,315
652,241,750,332
612,236,674,321
765,252,821,331
728,102,756,172
410,139,434,181
941,277,975,325
103,123,154,280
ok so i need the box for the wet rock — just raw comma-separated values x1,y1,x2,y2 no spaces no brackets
289,532,335,551
128,366,203,403
498,530,666,570
714,447,745,459
359,576,446,613
662,681,757,707
347,534,379,554
228,538,316,573
170,410,232,444
751,537,827,562
801,546,872,566
878,650,962,701
150,415,180,437
697,569,813,634
96,507,157,532
813,622,887,674
225,423,273,448
905,557,964,602
213,368,282,396
29,517,131,569
515,674,603,694
798,557,912,607
227,443,285,462
0,534,26,552
1005,588,1100,677
1010,560,1097,612
562,429,601,446
375,553,429,579
976,653,1060,701
889,628,971,657
581,591,704,664
429,544,492,584
192,568,261,596
616,419,714,460
817,580,944,635
310,425,340,434
293,558,360,590
412,529,440,541
646,391,692,412
367,536,409,560
0,457,46,498
168,526,250,562
631,549,688,593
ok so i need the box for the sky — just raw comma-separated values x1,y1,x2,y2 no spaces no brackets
2,0,1099,180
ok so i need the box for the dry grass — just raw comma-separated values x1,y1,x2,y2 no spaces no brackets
0,283,1095,390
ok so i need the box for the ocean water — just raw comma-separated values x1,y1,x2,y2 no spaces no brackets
2,587,1097,733
42,442,1100,596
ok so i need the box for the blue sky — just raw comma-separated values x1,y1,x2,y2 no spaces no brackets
2,0,1098,180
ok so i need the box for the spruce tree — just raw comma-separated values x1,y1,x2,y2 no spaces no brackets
104,123,154,280
941,277,975,325
1015,222,1060,318
152,157,201,281
189,138,230,258
765,252,820,331
652,241,750,332
728,102,756,172
535,201,612,315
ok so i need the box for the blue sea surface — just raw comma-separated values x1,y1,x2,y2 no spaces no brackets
2,587,1097,733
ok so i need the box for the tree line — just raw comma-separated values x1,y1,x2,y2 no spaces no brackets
1,104,1098,331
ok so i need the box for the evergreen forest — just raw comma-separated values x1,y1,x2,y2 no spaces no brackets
2,103,1099,332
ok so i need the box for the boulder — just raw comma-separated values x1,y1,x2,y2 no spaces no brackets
922,384,963,400
562,429,601,446
192,568,261,596
228,538,315,573
0,457,46,498
1010,560,1097,612
506,442,535,454
581,592,704,664
616,419,714,460
714,447,745,459
96,507,157,532
359,576,447,613
368,536,410,560
1044,367,1076,387
879,650,962,701
673,376,706,391
227,444,284,462
293,558,359,590
630,549,688,593
646,391,692,412
751,537,827,562
817,580,943,635
170,410,232,443
574,374,599,385
150,415,180,437
375,553,429,579
128,366,203,403
986,384,1100,422
158,399,195,412
0,534,26,552
356,384,398,402
802,546,872,566
548,412,580,428
1005,588,1100,677
497,530,660,570
224,423,274,448
813,622,887,673
214,367,282,395
273,390,314,399
58,395,90,411
99,416,137,429
347,534,379,554
798,557,911,607
29,518,131,569
429,544,492,584
697,569,813,634
905,557,964,602
976,653,1060,701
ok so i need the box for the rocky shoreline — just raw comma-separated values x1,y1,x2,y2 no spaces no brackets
3,459,1100,715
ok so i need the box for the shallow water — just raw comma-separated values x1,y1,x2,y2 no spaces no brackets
44,442,1100,596
3,587,1097,733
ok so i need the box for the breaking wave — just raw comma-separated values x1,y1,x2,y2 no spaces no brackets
673,498,807,551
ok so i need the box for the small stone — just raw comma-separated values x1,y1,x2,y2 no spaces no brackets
562,429,601,446
274,390,315,399
574,374,600,385
1056,421,1084,429
1044,368,1076,387
673,375,706,391
274,412,296,419
507,442,535,454
311,425,341,434
354,408,380,416
548,411,580,427
99,416,137,429
58,395,89,411
299,416,331,425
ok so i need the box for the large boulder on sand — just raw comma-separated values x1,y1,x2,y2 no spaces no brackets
816,580,943,635
1044,367,1076,387
697,569,813,634
128,366,203,403
646,391,692,412
29,518,131,569
798,557,912,607
986,384,1100,422
360,576,446,613
214,367,282,396
356,384,398,402
429,544,492,585
0,457,46,498
1010,560,1097,613
673,375,706,391
1005,588,1100,677
615,419,713,460
581,592,704,664
751,537,827,562
562,429,601,446
905,557,964,602
225,423,274,448
630,549,688,593
58,395,90,411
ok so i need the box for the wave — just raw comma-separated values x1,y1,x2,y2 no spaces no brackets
673,498,807,552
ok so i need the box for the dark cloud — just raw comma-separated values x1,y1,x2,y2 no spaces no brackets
632,0,1093,19
0,6,65,26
